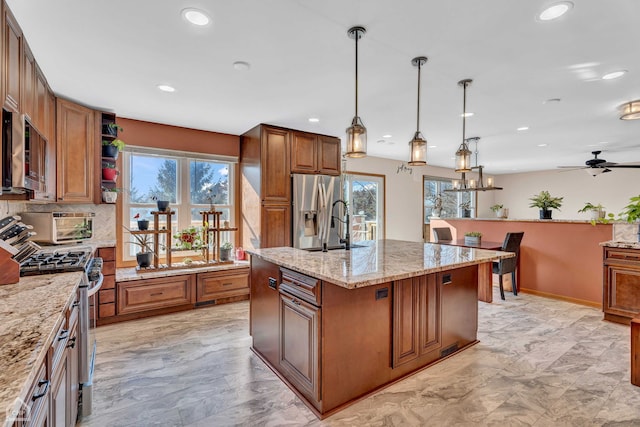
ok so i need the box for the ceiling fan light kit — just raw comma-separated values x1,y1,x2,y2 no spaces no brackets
408,56,428,166
345,26,367,158
558,150,640,174
620,100,640,120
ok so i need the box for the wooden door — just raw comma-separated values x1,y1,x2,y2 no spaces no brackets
392,277,420,367
56,98,95,202
279,292,321,403
605,265,640,319
261,126,290,203
22,42,35,122
318,135,341,176
419,273,441,354
261,203,291,248
3,7,22,112
250,257,281,366
35,66,46,132
291,131,317,173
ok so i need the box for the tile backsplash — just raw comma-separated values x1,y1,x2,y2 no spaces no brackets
613,223,639,242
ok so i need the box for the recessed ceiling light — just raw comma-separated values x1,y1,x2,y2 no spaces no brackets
182,8,211,26
232,61,250,71
602,70,627,80
538,2,573,21
308,117,319,123
157,84,175,93
543,98,561,104
377,140,386,144
382,134,392,138
537,143,548,147
461,112,474,118
517,126,529,131
428,145,437,148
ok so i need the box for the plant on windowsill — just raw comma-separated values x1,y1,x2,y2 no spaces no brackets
124,226,156,268
102,138,126,159
459,201,472,218
619,195,640,241
133,213,149,231
464,231,482,246
174,225,204,250
490,204,507,218
529,190,563,220
220,241,233,261
151,195,170,212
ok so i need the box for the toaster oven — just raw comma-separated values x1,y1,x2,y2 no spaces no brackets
20,212,95,244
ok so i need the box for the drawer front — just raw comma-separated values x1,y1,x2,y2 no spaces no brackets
605,248,640,265
23,360,49,423
197,271,249,302
98,246,116,261
101,274,115,290
99,288,115,304
102,260,116,276
117,275,194,315
51,316,69,374
99,303,116,318
280,267,321,306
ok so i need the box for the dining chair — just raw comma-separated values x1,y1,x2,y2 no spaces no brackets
493,232,525,300
432,227,453,242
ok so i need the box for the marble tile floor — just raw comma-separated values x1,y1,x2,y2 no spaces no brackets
78,289,640,427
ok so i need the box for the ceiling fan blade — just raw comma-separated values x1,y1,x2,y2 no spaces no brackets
604,164,640,168
557,166,587,169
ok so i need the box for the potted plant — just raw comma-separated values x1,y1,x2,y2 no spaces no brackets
429,194,444,218
133,213,149,230
529,190,563,219
619,195,640,240
102,161,119,181
459,201,472,218
102,123,123,137
578,202,606,221
464,231,482,245
101,186,120,203
102,138,126,159
174,226,203,250
125,227,155,268
220,241,233,261
152,195,170,212
490,204,505,218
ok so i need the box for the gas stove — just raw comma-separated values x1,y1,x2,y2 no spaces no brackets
20,249,93,276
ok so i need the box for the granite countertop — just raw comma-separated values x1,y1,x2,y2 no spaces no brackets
441,218,613,224
600,240,640,249
116,261,250,282
0,271,83,427
247,239,514,289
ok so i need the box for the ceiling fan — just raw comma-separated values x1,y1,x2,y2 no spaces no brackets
558,151,640,176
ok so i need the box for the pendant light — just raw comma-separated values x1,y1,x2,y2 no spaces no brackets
454,79,473,172
620,100,640,120
346,26,367,158
408,56,428,166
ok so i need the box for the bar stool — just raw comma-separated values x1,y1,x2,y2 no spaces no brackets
493,232,524,300
432,227,453,242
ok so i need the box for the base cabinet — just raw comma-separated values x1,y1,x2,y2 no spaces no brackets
117,275,194,315
50,351,68,427
196,269,249,303
604,247,640,324
250,257,281,367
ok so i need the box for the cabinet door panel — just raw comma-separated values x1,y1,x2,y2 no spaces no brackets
261,127,290,202
3,8,22,112
419,274,441,355
261,203,291,248
605,266,640,318
291,132,317,173
250,257,280,366
392,278,420,367
318,135,341,176
56,99,95,202
279,292,320,402
117,275,194,315
22,43,35,122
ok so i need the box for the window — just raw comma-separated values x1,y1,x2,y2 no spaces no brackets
423,176,474,223
121,148,235,261
343,173,385,241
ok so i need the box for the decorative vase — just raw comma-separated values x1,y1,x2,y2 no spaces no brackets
136,252,153,268
495,209,504,218
464,236,481,246
137,219,149,230
103,124,118,136
102,168,118,181
102,144,119,159
102,191,117,203
220,248,231,261
156,200,169,212
540,209,552,220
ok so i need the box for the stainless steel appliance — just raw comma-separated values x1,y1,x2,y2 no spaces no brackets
20,212,94,244
292,174,345,251
18,246,103,418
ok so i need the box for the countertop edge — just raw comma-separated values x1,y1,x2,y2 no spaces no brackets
600,240,640,249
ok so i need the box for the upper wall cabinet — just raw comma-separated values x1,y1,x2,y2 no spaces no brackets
56,98,95,203
291,131,341,176
22,41,35,122
3,5,22,113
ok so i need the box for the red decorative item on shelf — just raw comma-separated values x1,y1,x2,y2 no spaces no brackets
235,247,245,260
102,167,118,181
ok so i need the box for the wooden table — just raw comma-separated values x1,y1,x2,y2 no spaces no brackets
441,239,504,303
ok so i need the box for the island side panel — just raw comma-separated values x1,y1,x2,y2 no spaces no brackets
250,256,281,367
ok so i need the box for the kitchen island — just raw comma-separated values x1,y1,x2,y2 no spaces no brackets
247,239,513,418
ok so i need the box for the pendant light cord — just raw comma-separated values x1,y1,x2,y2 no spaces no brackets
462,81,467,145
416,61,421,132
355,31,359,118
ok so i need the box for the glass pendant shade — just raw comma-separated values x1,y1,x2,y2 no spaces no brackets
408,131,427,166
346,116,367,158
455,141,472,172
620,100,640,120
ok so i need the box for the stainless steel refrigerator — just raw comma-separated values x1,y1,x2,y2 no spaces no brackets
292,174,344,251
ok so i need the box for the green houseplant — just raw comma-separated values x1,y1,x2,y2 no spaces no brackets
220,241,233,261
101,161,119,181
529,190,563,219
459,201,472,218
102,122,123,136
578,202,607,222
101,186,121,204
490,204,506,218
619,195,640,240
102,138,126,159
464,231,482,245
125,227,155,268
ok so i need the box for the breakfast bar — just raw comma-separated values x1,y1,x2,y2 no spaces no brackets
247,239,513,418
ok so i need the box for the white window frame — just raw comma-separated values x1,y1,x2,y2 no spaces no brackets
343,172,385,241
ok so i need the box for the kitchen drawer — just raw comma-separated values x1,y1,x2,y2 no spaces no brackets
98,246,116,261
102,260,116,276
99,303,115,318
605,247,640,266
101,274,115,290
99,288,115,304
117,275,194,315
23,358,49,424
197,270,249,302
280,267,321,306
50,316,69,374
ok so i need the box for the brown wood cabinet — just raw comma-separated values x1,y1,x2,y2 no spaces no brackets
117,274,194,316
56,98,95,202
96,247,116,323
604,247,640,324
250,257,281,367
21,41,35,123
260,203,291,249
196,268,249,303
392,274,441,368
18,358,49,426
3,5,22,113
291,131,341,176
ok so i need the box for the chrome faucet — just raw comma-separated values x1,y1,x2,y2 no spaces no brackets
331,200,351,250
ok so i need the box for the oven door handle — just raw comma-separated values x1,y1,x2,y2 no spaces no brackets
87,273,104,297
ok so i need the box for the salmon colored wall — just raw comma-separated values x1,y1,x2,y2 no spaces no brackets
117,118,239,157
429,218,612,307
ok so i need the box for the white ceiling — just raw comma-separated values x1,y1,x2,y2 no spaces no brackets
7,0,640,174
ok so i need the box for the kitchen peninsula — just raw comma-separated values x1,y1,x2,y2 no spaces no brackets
248,239,513,418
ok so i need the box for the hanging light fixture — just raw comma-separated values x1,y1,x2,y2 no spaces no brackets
620,100,640,120
408,56,428,166
455,79,473,172
346,26,367,158
445,136,503,192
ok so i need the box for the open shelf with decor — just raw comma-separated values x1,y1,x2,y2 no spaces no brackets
99,112,125,203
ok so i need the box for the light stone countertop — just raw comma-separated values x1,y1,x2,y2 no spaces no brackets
248,239,514,289
600,240,640,249
443,217,613,224
116,261,250,282
0,271,83,427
